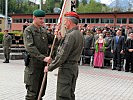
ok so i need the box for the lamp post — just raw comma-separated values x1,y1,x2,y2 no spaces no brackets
39,0,42,10
5,0,8,30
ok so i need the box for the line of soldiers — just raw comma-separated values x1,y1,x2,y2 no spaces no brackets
81,24,133,72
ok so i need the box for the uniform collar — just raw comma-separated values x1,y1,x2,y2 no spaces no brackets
67,26,78,34
31,24,42,33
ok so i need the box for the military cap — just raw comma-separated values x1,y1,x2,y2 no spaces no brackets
33,9,45,17
64,11,80,19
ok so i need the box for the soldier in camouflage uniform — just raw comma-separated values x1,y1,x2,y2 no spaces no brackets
2,29,12,63
23,9,53,100
45,12,84,100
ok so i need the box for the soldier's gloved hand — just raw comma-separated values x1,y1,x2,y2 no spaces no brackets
44,66,48,72
43,57,52,64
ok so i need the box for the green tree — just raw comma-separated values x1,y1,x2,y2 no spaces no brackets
77,0,111,13
44,0,55,13
75,0,79,8
82,0,87,5
0,0,5,14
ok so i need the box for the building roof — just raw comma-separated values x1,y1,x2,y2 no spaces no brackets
9,11,133,16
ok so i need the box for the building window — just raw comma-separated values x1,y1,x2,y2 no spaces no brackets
45,19,48,23
29,19,33,23
129,18,133,24
13,19,22,23
117,18,127,24
91,18,99,23
79,19,81,23
91,18,95,23
0,20,2,24
23,19,27,23
23,19,33,23
101,18,113,23
110,19,114,23
53,19,56,23
45,18,57,23
49,19,52,23
87,18,90,23
81,18,85,23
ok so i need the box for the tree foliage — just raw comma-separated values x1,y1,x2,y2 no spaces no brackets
0,0,39,14
0,0,111,15
77,0,111,13
82,0,87,5
0,0,58,14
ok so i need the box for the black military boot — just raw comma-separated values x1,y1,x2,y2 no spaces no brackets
6,59,9,63
3,59,9,63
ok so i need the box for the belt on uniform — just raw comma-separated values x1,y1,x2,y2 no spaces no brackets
65,60,78,64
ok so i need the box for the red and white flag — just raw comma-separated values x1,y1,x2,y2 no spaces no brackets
57,0,75,37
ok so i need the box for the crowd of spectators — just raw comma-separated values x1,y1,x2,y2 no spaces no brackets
80,24,133,72
44,23,133,73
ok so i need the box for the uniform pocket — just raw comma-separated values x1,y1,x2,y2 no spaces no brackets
24,67,33,85
57,78,71,98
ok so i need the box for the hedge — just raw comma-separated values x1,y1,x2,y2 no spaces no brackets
0,31,23,43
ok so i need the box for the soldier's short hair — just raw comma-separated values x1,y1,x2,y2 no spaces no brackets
66,16,79,25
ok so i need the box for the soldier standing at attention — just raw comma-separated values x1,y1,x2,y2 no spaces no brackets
44,12,84,100
2,29,12,63
23,9,53,100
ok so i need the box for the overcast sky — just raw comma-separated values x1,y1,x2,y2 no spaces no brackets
29,0,46,4
100,0,113,5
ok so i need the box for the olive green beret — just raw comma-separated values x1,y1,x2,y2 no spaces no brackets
33,9,45,17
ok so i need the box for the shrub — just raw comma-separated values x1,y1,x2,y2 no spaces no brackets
0,33,4,43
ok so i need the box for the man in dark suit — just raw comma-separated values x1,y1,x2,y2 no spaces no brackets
111,29,125,71
84,30,93,64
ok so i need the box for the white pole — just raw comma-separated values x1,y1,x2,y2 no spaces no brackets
39,0,42,10
5,0,8,30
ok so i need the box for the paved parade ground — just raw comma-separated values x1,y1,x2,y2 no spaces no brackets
1,59,133,100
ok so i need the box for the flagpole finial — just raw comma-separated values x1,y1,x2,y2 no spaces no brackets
71,1,76,12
